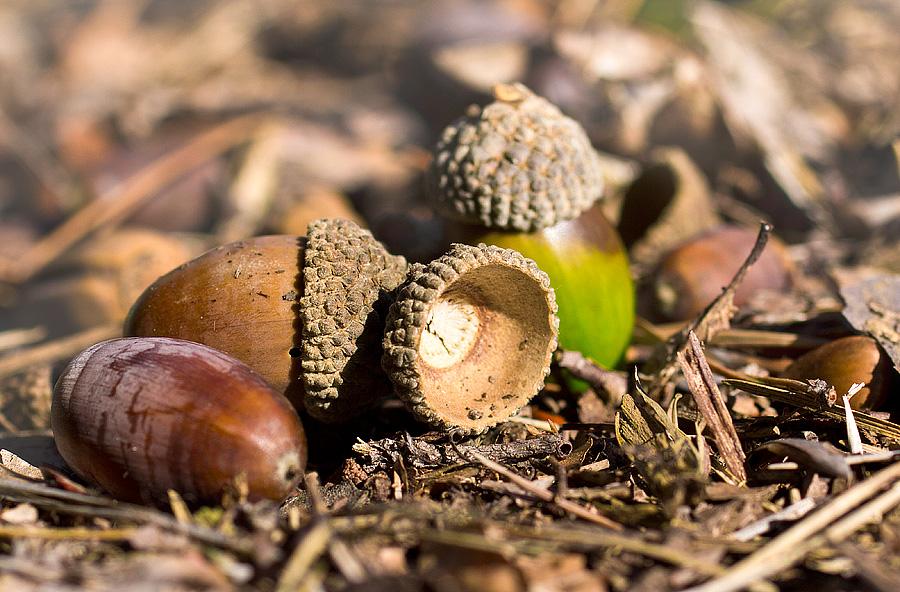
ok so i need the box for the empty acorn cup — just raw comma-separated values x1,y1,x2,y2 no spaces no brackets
382,243,559,433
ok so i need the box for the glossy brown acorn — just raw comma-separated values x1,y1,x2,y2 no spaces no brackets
645,225,795,323
124,235,305,408
51,337,307,505
781,335,893,411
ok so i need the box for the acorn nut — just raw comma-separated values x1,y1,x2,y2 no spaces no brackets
300,218,408,422
382,243,558,433
781,335,893,411
646,225,795,323
51,337,307,505
125,235,307,407
427,83,634,368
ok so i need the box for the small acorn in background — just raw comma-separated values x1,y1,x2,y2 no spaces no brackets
643,225,795,323
426,82,635,368
781,335,894,411
52,337,307,506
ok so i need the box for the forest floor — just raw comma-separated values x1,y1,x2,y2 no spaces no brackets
1,1,900,591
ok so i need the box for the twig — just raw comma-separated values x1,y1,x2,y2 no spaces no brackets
0,327,47,354
465,449,624,531
275,520,332,592
0,479,257,557
722,376,900,442
0,524,139,541
684,460,900,592
0,324,120,380
555,349,628,402
646,221,772,400
729,497,818,542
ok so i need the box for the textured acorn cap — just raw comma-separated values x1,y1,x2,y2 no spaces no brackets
382,243,558,432
426,83,604,232
300,218,408,422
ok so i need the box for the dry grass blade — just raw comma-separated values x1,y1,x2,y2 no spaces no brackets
0,524,139,541
723,377,900,442
0,479,256,556
555,349,628,401
0,327,47,354
678,331,747,482
275,520,332,592
685,460,900,592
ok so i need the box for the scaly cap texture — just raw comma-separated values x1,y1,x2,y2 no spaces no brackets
301,218,408,421
426,83,604,232
382,243,558,432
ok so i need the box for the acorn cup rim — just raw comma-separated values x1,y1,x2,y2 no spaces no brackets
382,242,559,433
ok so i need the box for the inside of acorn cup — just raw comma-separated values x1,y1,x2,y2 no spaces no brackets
416,263,554,427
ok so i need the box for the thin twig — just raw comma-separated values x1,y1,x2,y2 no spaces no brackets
466,449,624,531
275,520,333,592
0,327,48,354
0,324,120,380
0,479,257,556
647,221,772,400
684,460,900,592
0,524,140,541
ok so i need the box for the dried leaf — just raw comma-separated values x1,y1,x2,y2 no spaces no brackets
840,273,900,372
678,332,746,482
750,438,852,479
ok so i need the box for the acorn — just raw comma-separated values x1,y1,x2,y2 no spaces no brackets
124,235,307,406
51,337,307,505
125,221,409,422
644,225,795,323
382,243,558,433
781,335,893,411
426,82,634,368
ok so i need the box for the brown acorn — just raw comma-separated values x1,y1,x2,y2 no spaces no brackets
781,335,893,411
124,235,307,406
645,225,795,323
52,337,307,505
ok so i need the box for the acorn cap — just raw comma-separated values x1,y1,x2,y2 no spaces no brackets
300,218,408,421
382,243,559,432
426,82,604,232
